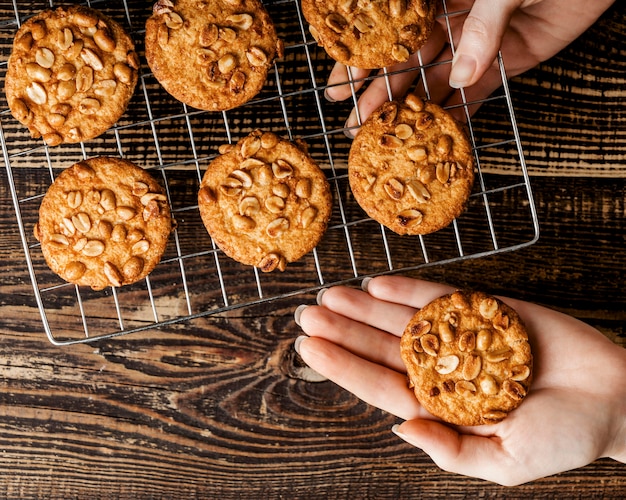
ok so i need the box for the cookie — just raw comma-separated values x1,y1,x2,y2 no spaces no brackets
5,5,139,146
198,129,332,272
400,290,533,426
34,157,173,291
348,95,475,235
302,0,436,69
145,0,283,111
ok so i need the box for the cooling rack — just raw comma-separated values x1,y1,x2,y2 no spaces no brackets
1,0,539,345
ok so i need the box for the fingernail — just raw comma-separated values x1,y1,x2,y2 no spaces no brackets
294,304,308,327
449,54,476,89
343,122,355,139
392,423,411,443
391,424,406,439
361,276,372,293
294,335,308,354
316,287,327,306
343,110,358,139
324,89,336,103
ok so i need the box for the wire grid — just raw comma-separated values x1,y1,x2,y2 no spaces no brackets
1,0,539,345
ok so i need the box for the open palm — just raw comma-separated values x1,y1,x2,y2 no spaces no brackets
295,276,626,485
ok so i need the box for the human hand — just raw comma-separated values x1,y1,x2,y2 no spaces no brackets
324,0,615,129
294,275,626,485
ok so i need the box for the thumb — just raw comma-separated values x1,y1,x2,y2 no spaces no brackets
449,0,523,88
392,419,521,486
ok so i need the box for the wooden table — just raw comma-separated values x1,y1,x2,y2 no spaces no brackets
1,1,624,498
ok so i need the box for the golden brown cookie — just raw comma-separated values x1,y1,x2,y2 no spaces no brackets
5,5,139,146
145,0,283,111
348,95,475,235
198,129,332,272
400,290,533,426
35,157,173,291
302,0,436,69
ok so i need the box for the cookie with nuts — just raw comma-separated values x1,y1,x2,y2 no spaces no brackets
348,95,475,235
400,290,533,426
198,129,332,272
145,0,283,111
34,157,173,291
5,5,139,146
302,0,436,69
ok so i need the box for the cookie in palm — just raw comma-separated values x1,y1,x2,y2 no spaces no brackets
198,130,332,272
5,5,139,146
145,0,283,111
302,0,436,69
400,290,533,426
348,95,475,235
35,157,173,291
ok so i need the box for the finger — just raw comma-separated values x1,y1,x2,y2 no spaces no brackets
410,46,471,122
393,418,522,486
415,44,455,104
440,62,506,120
350,56,421,116
317,285,418,337
327,21,449,104
341,57,421,137
363,276,456,310
343,24,450,135
297,336,426,420
296,299,406,372
414,40,504,120
325,64,371,102
449,0,522,88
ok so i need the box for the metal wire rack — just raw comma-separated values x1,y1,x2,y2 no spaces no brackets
1,0,538,345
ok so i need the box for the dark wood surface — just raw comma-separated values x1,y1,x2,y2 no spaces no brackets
1,1,625,498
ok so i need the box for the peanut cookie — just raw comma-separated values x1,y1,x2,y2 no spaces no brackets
145,0,283,111
302,0,436,69
348,95,475,235
5,5,139,146
198,129,332,272
34,157,173,291
400,290,533,426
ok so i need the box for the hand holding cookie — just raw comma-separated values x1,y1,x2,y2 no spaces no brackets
294,275,626,485
399,290,533,426
324,0,615,130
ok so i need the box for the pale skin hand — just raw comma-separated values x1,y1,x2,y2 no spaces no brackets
325,0,616,128
295,276,626,486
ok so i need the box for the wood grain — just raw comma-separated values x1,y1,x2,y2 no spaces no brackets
0,1,625,498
